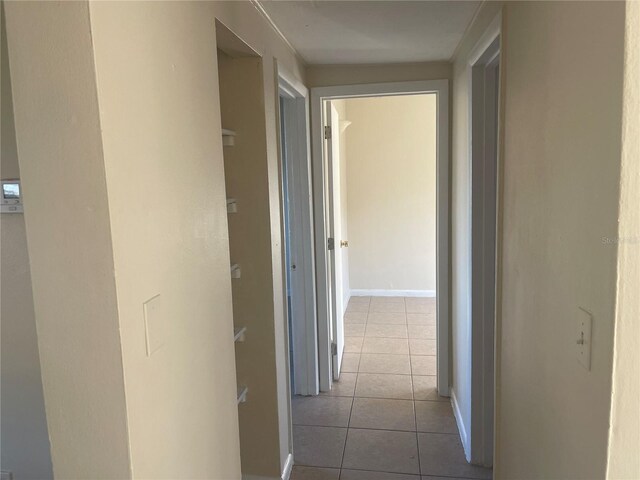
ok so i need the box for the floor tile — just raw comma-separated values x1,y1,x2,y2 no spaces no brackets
421,477,477,480
349,397,416,431
405,297,436,305
320,372,357,397
359,353,411,375
368,312,407,324
292,396,353,427
405,298,436,313
412,376,446,401
371,296,405,304
290,466,340,480
343,428,420,474
344,337,364,353
342,353,360,373
341,470,420,480
362,337,409,355
293,425,347,468
366,324,408,338
355,373,413,400
408,325,436,339
345,312,368,324
347,302,370,313
410,306,434,315
345,324,366,337
407,313,436,325
415,401,458,434
409,339,436,356
349,296,371,303
411,356,437,376
370,302,406,313
418,433,492,479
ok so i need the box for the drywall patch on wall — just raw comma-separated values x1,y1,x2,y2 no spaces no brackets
344,94,437,292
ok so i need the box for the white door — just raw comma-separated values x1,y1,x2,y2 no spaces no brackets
325,101,344,381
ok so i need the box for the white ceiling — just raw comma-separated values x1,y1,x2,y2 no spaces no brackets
258,0,481,65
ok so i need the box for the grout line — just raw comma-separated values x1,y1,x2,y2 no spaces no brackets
293,422,459,436
409,350,423,476
334,465,485,480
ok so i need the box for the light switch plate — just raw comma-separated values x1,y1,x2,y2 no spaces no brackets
144,294,166,356
576,307,593,371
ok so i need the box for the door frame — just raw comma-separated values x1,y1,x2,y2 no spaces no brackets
311,80,450,394
276,62,319,397
467,11,501,468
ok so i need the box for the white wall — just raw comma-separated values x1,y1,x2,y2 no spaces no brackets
606,1,640,478
5,1,305,478
344,95,437,294
0,8,53,478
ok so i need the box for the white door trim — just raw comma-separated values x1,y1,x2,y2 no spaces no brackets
276,62,319,397
467,11,501,467
311,80,450,394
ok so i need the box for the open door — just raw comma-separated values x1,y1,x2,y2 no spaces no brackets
324,101,344,381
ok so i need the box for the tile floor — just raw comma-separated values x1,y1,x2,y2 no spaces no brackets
291,296,492,480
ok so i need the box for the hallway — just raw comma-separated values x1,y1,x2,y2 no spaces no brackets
291,296,492,480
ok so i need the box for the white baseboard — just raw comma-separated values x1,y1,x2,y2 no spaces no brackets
350,289,436,298
241,453,293,480
281,453,293,480
450,387,471,462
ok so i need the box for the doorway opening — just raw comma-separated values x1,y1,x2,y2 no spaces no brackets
286,81,495,479
310,80,450,397
469,25,500,468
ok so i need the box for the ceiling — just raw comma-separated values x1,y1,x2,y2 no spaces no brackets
258,0,481,65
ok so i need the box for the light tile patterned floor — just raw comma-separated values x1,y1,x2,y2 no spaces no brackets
291,296,493,480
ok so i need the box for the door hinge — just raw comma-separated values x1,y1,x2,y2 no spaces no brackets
331,342,337,355
324,125,332,140
327,237,335,251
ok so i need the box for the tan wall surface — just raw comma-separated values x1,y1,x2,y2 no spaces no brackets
5,1,305,478
344,95,437,292
307,62,451,88
606,1,640,478
0,7,53,478
4,2,131,477
218,51,283,477
497,2,625,478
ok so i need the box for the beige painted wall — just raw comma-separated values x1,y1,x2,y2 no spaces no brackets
4,3,132,477
0,8,53,478
606,2,640,478
496,2,625,478
307,61,451,88
217,51,286,477
344,95,437,293
5,1,305,478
